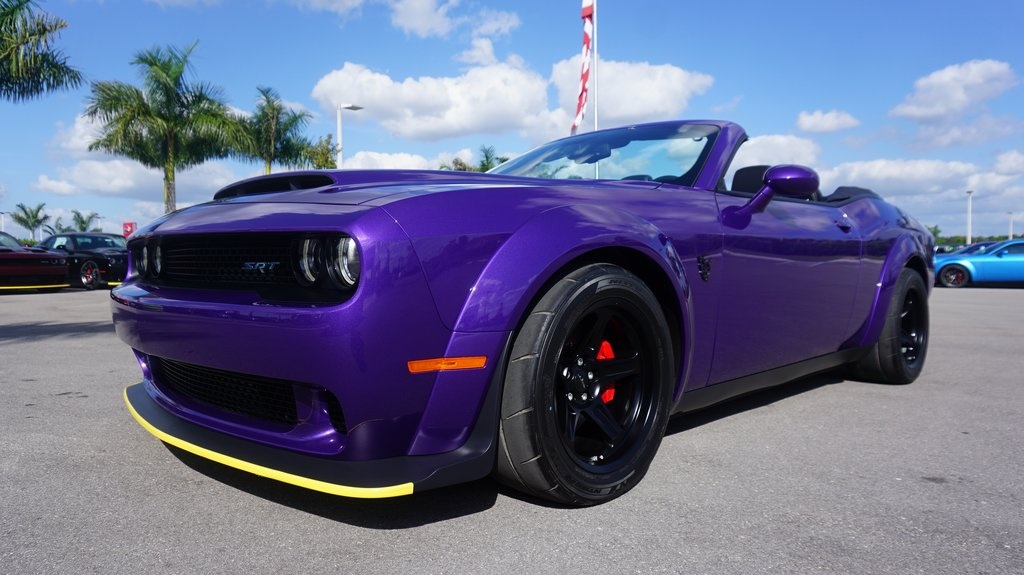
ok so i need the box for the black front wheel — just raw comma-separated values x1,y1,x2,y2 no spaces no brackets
495,264,674,506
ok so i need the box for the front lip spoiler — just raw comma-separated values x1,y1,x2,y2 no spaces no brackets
123,373,502,498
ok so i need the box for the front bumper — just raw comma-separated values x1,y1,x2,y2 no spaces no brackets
124,365,503,497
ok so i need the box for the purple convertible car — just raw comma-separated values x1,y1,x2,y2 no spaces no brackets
113,120,933,505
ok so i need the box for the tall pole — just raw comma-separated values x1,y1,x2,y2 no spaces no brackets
0,211,6,233
335,104,363,169
592,0,598,133
965,190,974,245
1010,212,1015,240
336,106,342,169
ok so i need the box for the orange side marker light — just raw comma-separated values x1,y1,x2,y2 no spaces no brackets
407,356,487,374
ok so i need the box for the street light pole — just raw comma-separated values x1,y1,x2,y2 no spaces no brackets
335,104,364,169
0,211,7,233
965,190,974,245
1010,211,1015,240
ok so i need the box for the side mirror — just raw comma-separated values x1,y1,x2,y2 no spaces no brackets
721,165,820,229
764,164,820,200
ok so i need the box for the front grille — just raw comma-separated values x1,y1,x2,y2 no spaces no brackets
159,234,295,286
150,357,349,434
152,356,299,426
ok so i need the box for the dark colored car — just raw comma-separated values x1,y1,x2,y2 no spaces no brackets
113,120,934,506
39,233,128,290
0,231,68,291
934,239,1024,287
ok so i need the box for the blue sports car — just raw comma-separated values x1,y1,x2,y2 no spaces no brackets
935,239,1024,287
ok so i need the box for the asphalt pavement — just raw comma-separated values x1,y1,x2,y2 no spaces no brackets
1,287,1022,574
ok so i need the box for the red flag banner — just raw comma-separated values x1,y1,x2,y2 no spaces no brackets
571,0,595,135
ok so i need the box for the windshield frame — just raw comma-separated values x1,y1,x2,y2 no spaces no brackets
491,122,720,188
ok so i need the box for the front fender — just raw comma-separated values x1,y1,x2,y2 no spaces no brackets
451,204,690,335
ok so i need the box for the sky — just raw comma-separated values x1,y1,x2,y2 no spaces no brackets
1,0,1022,240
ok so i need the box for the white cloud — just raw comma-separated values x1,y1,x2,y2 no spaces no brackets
730,135,821,171
551,55,713,132
820,158,976,195
312,56,711,144
389,0,460,38
890,59,1017,121
472,9,520,37
145,0,220,6
456,38,497,66
289,0,365,16
33,160,242,206
797,110,860,133
911,115,1023,149
994,150,1024,175
712,96,742,114
35,175,78,196
50,115,103,159
312,60,550,141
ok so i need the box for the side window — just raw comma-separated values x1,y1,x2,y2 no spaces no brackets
1003,243,1024,255
51,237,69,249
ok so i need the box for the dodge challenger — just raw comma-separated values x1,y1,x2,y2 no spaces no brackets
113,120,933,505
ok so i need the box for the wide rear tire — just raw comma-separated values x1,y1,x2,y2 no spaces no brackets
849,268,929,384
495,264,674,506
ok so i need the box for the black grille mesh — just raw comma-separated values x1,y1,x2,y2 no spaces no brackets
152,356,299,426
159,234,294,286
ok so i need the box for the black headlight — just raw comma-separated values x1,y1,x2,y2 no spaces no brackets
295,238,324,286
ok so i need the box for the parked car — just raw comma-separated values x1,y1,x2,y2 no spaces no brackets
942,241,995,257
39,232,128,290
934,239,1024,287
0,231,69,291
113,120,934,506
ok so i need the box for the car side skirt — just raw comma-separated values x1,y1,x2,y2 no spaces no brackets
674,348,864,415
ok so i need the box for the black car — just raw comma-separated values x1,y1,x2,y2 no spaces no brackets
39,233,128,290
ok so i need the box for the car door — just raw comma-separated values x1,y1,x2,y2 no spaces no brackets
707,193,863,384
972,241,1024,282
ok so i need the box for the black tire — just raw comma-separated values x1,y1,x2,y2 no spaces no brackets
495,264,674,506
79,260,100,290
938,264,969,288
849,268,929,384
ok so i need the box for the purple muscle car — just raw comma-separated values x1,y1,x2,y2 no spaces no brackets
113,120,933,505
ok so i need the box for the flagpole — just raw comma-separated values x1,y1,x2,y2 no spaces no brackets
592,0,598,133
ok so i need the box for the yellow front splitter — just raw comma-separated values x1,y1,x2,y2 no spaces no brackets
123,386,414,499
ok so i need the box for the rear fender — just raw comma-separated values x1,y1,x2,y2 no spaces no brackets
850,233,930,349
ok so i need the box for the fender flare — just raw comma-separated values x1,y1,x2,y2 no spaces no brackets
851,233,930,349
451,204,694,396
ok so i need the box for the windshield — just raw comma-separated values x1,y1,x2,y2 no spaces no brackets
491,123,719,187
0,232,21,248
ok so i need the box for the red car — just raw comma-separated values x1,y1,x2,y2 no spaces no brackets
0,231,68,291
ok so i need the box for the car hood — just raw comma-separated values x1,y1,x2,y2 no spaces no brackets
210,169,622,207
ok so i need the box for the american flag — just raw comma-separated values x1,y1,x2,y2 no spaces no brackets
570,0,595,135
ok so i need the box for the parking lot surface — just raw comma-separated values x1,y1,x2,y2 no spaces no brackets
1,287,1022,574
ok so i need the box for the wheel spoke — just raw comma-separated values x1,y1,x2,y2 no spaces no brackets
582,401,624,443
563,405,581,446
596,353,639,381
580,307,614,351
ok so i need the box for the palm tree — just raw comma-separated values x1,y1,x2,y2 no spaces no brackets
235,86,312,174
302,134,338,170
42,215,70,236
85,42,247,214
71,209,98,231
10,201,49,240
477,145,508,172
0,0,83,102
440,145,509,172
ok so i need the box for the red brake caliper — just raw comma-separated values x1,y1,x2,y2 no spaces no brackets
596,340,616,403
